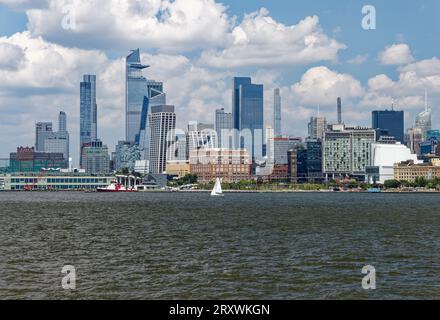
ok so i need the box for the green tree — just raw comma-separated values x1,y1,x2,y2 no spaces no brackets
384,180,401,189
414,176,428,188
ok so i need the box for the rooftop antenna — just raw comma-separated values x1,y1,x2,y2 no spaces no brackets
425,88,429,111
317,104,320,117
391,99,395,111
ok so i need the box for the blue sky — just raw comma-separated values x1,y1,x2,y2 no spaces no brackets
0,0,439,161
1,0,438,81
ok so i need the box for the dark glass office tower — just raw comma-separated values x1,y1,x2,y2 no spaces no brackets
80,75,97,166
372,110,404,144
232,77,251,130
306,138,323,176
232,77,264,161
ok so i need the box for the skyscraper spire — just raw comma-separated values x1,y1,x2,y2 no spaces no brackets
425,88,429,111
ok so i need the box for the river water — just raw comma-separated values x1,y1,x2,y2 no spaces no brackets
0,192,439,299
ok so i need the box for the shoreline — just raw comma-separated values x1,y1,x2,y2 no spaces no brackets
1,189,440,194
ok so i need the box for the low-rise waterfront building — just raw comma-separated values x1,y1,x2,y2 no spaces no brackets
189,148,250,183
1,172,114,191
370,141,421,184
165,160,190,178
394,159,440,182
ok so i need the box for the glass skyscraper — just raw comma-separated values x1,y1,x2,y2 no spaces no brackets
125,49,165,164
232,77,251,131
45,111,70,160
414,107,432,141
81,139,110,174
372,109,404,144
35,122,53,152
80,75,97,166
149,105,176,174
126,49,150,143
232,77,264,161
215,108,233,148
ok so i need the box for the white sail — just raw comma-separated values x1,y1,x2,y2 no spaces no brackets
211,178,223,196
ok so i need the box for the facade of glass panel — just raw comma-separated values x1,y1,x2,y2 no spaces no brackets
239,83,264,161
80,75,97,166
323,125,376,177
126,49,150,143
306,138,323,176
35,122,53,152
273,137,302,165
149,105,176,174
414,107,432,141
81,140,110,174
372,110,404,144
215,108,233,148
232,77,251,131
126,49,165,162
114,141,141,171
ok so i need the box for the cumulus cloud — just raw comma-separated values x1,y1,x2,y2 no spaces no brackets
290,66,364,107
398,57,440,77
0,32,108,94
1,0,440,161
20,0,231,52
0,31,232,161
378,43,415,65
361,57,440,111
0,42,26,70
199,9,345,68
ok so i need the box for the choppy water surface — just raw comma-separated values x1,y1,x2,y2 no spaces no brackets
0,192,439,299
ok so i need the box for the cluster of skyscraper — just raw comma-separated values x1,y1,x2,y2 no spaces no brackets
7,47,437,185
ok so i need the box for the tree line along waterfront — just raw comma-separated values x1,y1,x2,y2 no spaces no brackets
167,174,440,192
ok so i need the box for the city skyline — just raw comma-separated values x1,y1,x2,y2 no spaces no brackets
1,0,439,163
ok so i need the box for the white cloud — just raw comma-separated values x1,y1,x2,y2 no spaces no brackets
378,43,415,65
290,66,364,107
20,0,230,52
0,31,108,93
398,57,440,77
0,42,26,70
0,31,232,161
347,54,368,65
1,0,440,161
0,0,47,10
198,9,345,68
361,57,440,112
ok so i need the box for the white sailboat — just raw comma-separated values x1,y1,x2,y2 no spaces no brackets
211,178,224,197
